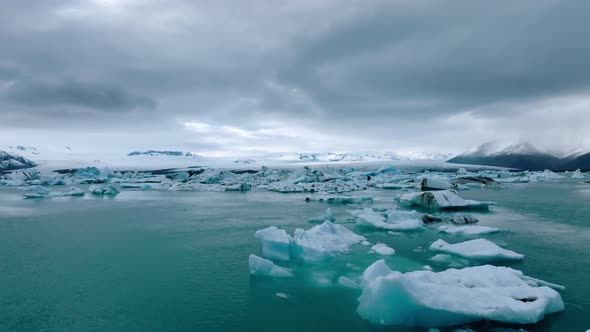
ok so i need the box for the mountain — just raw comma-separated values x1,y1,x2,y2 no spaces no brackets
561,152,590,170
0,151,37,172
448,142,586,171
127,150,203,158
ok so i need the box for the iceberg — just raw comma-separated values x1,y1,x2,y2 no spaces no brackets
90,185,120,196
254,226,291,261
430,239,524,261
248,254,293,278
255,222,365,263
398,190,494,211
357,262,564,327
571,169,585,179
370,243,395,256
439,225,499,235
352,208,424,231
291,221,366,262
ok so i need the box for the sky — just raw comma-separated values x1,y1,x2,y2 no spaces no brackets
1,0,590,157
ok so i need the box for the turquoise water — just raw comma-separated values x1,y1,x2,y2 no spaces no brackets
0,182,589,331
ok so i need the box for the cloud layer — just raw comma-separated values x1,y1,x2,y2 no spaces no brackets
1,0,589,155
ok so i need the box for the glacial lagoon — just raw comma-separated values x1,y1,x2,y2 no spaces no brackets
1,167,589,331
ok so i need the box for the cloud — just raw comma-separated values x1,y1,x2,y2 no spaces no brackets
5,79,156,111
1,0,589,155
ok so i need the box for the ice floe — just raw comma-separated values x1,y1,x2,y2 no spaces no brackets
430,239,524,261
439,225,499,235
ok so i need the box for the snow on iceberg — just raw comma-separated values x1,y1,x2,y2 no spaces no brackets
357,262,564,327
370,243,395,255
398,190,494,211
291,221,366,262
430,239,524,261
254,226,291,261
248,254,293,278
439,225,500,235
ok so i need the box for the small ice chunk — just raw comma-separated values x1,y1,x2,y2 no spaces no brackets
439,225,499,235
308,208,336,223
423,265,433,271
357,264,564,326
337,276,358,289
430,239,524,261
254,226,291,261
248,254,293,278
59,187,85,196
275,292,289,299
370,243,395,256
90,185,120,196
449,215,479,224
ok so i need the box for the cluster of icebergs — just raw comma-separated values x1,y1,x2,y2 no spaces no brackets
237,166,573,329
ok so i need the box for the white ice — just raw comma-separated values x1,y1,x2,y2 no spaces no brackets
357,261,564,326
430,239,524,261
248,254,293,278
398,190,493,210
370,243,395,255
308,208,336,223
439,225,500,235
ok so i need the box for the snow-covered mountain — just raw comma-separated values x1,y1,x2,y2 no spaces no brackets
127,150,203,158
0,151,37,171
448,141,590,171
277,151,453,163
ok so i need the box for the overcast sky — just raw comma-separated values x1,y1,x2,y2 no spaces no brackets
1,0,590,156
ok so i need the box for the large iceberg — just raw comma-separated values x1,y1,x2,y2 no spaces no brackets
357,261,564,327
430,239,524,261
398,190,494,211
248,254,293,278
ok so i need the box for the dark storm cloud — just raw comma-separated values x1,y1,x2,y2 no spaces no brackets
6,79,155,111
1,0,589,153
